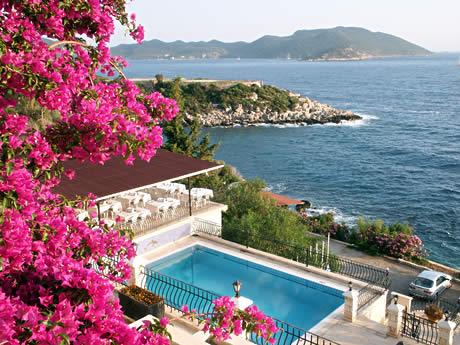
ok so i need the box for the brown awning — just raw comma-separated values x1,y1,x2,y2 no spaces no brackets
261,190,302,206
54,149,223,200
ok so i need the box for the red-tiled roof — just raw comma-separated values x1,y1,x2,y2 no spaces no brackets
54,149,223,200
261,191,302,206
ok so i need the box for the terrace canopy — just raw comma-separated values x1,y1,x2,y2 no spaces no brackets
260,190,302,207
54,149,223,201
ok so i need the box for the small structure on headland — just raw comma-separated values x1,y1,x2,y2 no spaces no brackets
260,190,302,207
132,77,264,89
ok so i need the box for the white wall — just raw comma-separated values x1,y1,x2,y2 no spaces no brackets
361,290,388,324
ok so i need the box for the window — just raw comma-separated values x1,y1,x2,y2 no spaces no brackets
436,276,445,286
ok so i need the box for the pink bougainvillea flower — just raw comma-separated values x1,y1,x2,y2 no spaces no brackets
64,169,75,180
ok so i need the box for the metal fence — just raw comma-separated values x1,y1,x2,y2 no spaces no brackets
194,218,391,290
252,317,341,345
141,266,218,316
357,281,387,311
140,266,340,345
402,311,439,345
191,217,222,237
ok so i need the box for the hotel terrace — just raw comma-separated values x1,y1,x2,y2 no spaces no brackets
57,150,459,345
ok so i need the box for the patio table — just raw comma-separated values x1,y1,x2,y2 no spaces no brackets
145,200,171,214
136,191,152,205
190,188,214,199
132,207,152,220
156,182,186,195
119,194,141,206
95,201,116,215
118,209,144,223
171,183,187,194
157,197,180,208
104,199,123,213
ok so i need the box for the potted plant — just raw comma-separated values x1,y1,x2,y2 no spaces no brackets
424,303,443,322
118,285,165,320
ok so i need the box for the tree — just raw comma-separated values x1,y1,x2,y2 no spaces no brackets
0,2,276,344
155,74,164,83
222,180,316,248
159,78,220,160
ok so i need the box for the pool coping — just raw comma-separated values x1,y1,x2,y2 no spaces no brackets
138,234,363,333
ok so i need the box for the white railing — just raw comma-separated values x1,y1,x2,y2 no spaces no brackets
113,202,221,237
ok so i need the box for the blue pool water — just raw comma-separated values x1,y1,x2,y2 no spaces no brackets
147,245,343,330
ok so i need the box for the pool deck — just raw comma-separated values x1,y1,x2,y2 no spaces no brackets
138,235,459,345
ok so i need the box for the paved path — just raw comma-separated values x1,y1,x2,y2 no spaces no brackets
328,239,460,304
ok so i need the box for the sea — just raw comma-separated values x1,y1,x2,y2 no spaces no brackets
124,54,460,269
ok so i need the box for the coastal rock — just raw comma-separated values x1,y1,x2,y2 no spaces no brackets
186,95,361,127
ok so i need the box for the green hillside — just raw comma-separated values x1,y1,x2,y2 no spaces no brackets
111,27,431,60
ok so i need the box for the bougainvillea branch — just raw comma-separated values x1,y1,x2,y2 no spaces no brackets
0,1,276,344
0,1,177,344
181,297,279,344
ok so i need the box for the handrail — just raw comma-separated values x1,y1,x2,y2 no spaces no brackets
193,218,391,289
141,266,219,316
112,201,221,237
402,311,439,345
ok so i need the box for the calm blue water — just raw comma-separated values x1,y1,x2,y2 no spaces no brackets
148,245,343,330
125,54,460,269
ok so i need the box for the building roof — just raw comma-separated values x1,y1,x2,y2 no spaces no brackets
54,149,223,200
260,191,302,206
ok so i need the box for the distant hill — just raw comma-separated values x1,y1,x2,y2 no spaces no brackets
111,27,431,61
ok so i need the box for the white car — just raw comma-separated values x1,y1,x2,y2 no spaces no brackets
408,270,452,300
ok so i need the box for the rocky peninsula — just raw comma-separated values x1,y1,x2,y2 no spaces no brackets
136,78,360,127
184,93,361,127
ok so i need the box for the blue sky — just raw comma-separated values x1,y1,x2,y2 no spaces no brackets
111,0,460,52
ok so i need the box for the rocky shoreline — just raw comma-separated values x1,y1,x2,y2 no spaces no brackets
184,94,361,127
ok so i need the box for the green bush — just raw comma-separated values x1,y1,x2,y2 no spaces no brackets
299,212,427,262
137,80,300,116
222,180,319,249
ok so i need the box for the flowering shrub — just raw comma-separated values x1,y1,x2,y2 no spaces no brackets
182,296,279,344
298,212,350,242
121,286,163,305
298,213,427,262
0,2,276,344
424,304,443,321
0,1,178,344
136,319,171,345
355,227,426,261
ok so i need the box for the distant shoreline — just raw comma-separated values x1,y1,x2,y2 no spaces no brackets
123,53,434,62
111,27,432,61
303,53,434,62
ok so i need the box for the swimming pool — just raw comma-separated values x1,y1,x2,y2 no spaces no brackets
147,245,343,330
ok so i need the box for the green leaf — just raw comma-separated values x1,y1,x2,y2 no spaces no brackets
59,333,70,345
5,161,13,176
42,230,49,242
